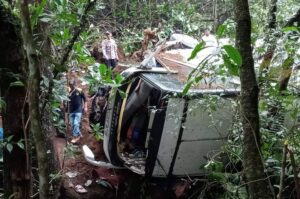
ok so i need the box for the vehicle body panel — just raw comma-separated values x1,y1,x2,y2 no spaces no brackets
151,98,185,177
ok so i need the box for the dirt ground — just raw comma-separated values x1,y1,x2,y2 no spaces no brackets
52,71,159,199
52,71,118,198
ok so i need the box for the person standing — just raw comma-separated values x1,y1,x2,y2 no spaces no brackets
101,31,119,69
201,29,217,47
68,80,87,144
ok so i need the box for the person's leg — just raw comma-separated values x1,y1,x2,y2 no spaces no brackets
110,59,116,69
69,113,75,135
71,112,82,143
73,112,82,137
104,59,111,68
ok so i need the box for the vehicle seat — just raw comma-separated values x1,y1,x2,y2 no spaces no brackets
122,80,153,129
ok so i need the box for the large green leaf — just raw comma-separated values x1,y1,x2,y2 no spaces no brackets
118,89,126,99
216,24,225,39
222,45,242,66
9,81,24,87
99,64,107,77
282,26,299,32
195,76,203,83
17,142,25,150
182,80,193,95
0,97,6,110
223,54,239,76
6,135,14,142
114,74,123,84
6,143,13,153
188,41,205,61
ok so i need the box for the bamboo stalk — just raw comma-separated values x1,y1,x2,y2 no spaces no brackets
277,143,288,199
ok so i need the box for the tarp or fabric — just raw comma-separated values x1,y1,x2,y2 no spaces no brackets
170,33,199,48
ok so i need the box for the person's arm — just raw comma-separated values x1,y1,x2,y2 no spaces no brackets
81,92,88,113
114,40,119,60
102,40,108,59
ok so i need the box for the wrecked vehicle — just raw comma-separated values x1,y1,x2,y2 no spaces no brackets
83,34,240,177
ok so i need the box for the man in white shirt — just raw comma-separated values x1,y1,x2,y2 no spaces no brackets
101,31,119,69
201,29,218,47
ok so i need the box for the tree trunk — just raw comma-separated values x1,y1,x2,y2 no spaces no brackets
37,21,62,198
0,2,31,198
18,0,50,198
213,0,218,33
267,0,277,30
258,0,277,85
234,0,272,198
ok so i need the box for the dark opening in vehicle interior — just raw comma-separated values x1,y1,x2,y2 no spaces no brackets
116,77,165,175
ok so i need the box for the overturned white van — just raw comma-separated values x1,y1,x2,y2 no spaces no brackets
83,34,240,177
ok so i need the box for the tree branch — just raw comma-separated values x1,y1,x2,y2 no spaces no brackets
41,0,98,112
285,8,300,27
59,0,98,67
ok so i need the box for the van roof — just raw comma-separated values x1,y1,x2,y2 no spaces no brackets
141,72,240,95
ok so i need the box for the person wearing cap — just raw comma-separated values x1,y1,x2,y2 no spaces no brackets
101,31,119,69
68,80,87,144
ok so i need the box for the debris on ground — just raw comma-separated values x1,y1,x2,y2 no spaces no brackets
68,181,74,188
65,171,79,178
74,185,88,194
92,167,124,189
96,178,114,190
84,179,93,187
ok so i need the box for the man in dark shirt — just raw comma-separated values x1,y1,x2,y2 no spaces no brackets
69,80,87,144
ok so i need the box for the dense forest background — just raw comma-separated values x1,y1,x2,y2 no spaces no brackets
0,0,300,198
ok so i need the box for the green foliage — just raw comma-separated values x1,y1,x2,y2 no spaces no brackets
282,26,300,32
216,25,226,39
8,193,18,199
0,97,6,111
9,80,24,87
115,1,212,55
40,75,69,136
49,170,63,183
90,123,103,141
222,45,242,67
64,144,81,159
120,29,144,56
85,63,124,95
188,41,205,61
203,160,247,199
52,107,66,135
183,27,241,95
30,0,47,29
0,135,25,153
7,0,300,198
